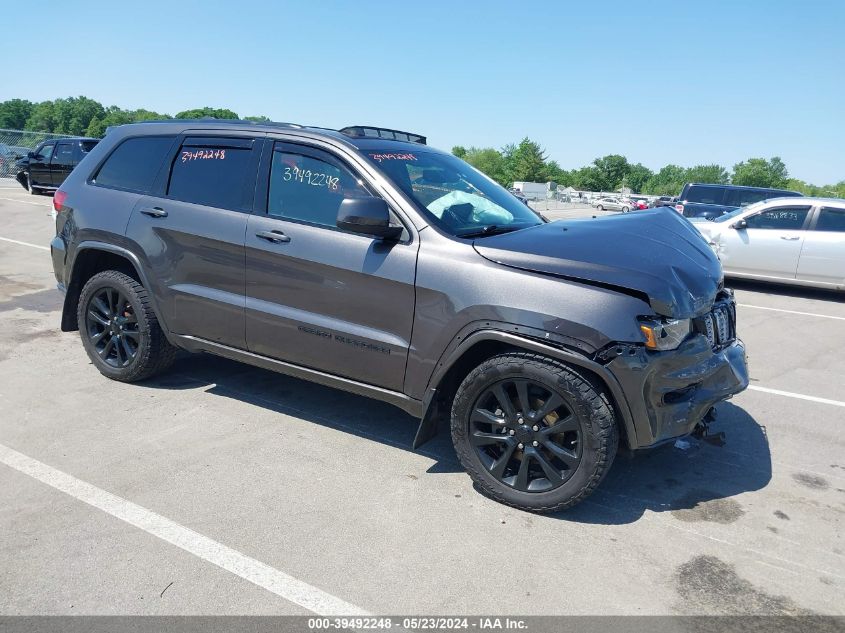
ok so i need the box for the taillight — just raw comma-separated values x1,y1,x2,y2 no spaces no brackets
675,204,684,214
53,190,68,213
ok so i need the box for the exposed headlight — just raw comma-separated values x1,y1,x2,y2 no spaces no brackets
638,317,691,351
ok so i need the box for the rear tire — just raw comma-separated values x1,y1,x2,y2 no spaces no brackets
596,205,604,211
77,270,176,382
450,352,618,513
622,206,630,212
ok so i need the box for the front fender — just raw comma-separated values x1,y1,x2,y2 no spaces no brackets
413,326,640,450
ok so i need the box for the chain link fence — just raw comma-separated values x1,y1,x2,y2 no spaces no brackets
0,128,75,179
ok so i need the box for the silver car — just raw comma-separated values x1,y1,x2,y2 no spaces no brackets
691,197,845,291
592,196,632,212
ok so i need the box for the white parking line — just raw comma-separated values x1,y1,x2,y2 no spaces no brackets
0,236,49,251
747,385,845,408
0,197,52,207
0,443,369,616
738,304,845,321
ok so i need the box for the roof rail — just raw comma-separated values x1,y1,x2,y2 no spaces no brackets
339,126,426,145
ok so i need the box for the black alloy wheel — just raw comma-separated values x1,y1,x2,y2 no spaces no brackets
85,286,140,368
469,378,581,493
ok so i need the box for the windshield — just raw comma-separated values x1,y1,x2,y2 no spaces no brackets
713,201,766,222
364,149,543,236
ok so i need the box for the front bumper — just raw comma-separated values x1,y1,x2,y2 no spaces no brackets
606,334,749,449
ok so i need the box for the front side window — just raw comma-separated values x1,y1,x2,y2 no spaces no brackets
93,136,175,193
34,144,54,161
268,148,371,227
365,149,542,236
744,206,810,230
167,137,255,210
816,207,845,233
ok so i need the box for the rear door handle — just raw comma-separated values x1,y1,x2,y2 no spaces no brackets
140,207,168,218
256,230,291,244
780,236,800,241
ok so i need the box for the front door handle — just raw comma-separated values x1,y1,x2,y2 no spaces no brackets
256,230,291,244
780,236,800,241
140,207,168,218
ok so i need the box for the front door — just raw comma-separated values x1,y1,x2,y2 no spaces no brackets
244,141,417,391
29,142,54,187
125,135,262,348
719,204,812,279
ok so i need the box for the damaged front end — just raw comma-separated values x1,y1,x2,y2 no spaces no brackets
600,290,749,449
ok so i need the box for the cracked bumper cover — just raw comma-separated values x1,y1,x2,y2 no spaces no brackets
606,335,749,449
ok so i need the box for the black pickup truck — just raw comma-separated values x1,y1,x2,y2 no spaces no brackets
676,183,802,219
15,137,99,194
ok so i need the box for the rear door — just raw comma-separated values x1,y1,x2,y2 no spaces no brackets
29,142,54,187
244,140,417,391
50,141,75,186
718,204,812,279
125,134,262,348
796,205,845,285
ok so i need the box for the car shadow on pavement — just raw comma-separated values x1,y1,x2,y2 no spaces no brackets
559,402,772,524
728,279,845,303
141,352,464,473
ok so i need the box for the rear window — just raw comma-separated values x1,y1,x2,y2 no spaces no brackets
93,136,175,193
685,185,724,204
816,207,845,233
166,137,256,210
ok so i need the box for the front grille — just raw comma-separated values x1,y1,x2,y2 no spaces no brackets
695,302,736,349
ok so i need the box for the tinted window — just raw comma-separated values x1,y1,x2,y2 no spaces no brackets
724,188,776,207
34,144,54,161
685,185,724,204
52,142,74,166
94,136,175,193
167,138,255,210
268,149,371,227
816,207,845,233
80,140,98,153
744,206,810,230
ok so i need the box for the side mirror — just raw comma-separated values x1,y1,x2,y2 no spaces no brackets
337,197,403,240
28,151,35,158
731,219,747,230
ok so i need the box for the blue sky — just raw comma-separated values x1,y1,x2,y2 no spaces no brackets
2,0,843,183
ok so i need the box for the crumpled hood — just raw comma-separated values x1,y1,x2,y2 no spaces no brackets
473,208,723,319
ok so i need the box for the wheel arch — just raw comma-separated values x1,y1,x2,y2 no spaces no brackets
61,242,168,336
414,329,638,450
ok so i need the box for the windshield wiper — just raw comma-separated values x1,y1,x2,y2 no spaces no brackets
457,224,526,238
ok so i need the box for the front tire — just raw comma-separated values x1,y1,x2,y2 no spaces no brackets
622,206,630,212
451,353,618,513
77,270,176,382
596,205,604,211
27,172,41,195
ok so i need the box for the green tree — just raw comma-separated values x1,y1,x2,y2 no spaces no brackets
507,138,547,183
544,160,573,187
174,107,239,120
572,166,608,192
25,97,105,135
685,164,729,185
0,99,34,129
244,115,271,122
626,163,653,193
591,154,630,191
451,145,467,159
642,164,687,195
731,157,788,188
462,147,509,186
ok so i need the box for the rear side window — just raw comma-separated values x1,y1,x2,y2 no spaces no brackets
167,137,256,210
815,207,845,232
744,206,811,230
685,185,724,204
80,141,98,154
52,142,75,166
93,136,175,193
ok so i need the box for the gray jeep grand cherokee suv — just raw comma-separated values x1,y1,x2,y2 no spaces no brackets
50,120,748,512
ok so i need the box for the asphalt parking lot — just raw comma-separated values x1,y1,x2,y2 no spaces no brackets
0,180,843,616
